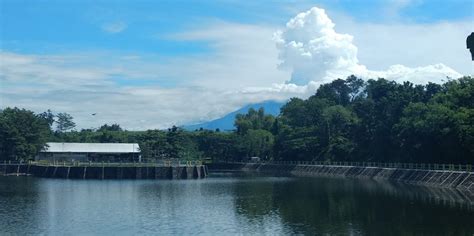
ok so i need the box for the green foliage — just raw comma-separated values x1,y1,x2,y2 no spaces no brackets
164,126,201,160
98,124,123,132
275,76,474,164
395,77,474,163
55,112,76,132
235,107,275,134
322,105,358,161
38,109,55,128
0,107,51,161
238,129,274,159
195,130,240,162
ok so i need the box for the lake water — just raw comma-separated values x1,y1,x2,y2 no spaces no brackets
1,173,473,235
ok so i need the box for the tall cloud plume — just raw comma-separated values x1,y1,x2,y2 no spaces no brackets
274,7,462,86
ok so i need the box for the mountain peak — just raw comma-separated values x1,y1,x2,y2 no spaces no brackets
183,100,284,131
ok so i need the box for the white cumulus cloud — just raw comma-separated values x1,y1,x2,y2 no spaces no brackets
273,7,463,87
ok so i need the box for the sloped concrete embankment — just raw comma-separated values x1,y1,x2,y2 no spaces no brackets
207,163,474,192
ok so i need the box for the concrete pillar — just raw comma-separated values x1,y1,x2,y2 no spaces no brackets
136,167,142,179
52,167,58,177
187,166,194,179
83,167,87,179
196,166,201,178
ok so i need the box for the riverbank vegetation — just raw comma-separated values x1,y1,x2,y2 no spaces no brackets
1,76,472,164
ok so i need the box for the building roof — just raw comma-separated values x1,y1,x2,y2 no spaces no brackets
42,142,140,153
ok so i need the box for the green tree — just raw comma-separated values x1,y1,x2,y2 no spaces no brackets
98,124,123,132
235,129,274,160
39,109,55,128
55,113,76,132
322,105,358,161
0,107,51,161
235,108,275,134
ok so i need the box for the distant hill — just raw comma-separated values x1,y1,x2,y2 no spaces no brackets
183,100,285,131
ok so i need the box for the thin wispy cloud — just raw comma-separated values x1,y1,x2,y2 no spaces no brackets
0,51,296,130
101,21,127,33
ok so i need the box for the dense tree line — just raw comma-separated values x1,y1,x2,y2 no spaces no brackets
273,76,473,164
1,76,472,164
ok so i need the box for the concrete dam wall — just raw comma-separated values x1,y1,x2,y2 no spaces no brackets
208,163,474,192
0,164,208,180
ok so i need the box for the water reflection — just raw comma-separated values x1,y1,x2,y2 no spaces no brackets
230,175,474,235
0,177,45,234
0,174,473,235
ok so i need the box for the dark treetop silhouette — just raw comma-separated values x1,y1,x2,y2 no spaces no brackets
467,32,474,60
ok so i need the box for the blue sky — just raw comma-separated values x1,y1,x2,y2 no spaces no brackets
1,0,473,129
2,0,472,55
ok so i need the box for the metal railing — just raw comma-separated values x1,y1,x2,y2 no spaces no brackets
4,160,203,167
0,160,27,165
218,161,473,172
2,159,472,172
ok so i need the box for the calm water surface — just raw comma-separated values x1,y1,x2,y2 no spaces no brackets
0,173,473,235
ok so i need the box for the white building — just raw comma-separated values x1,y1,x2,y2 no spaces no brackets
36,142,141,162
